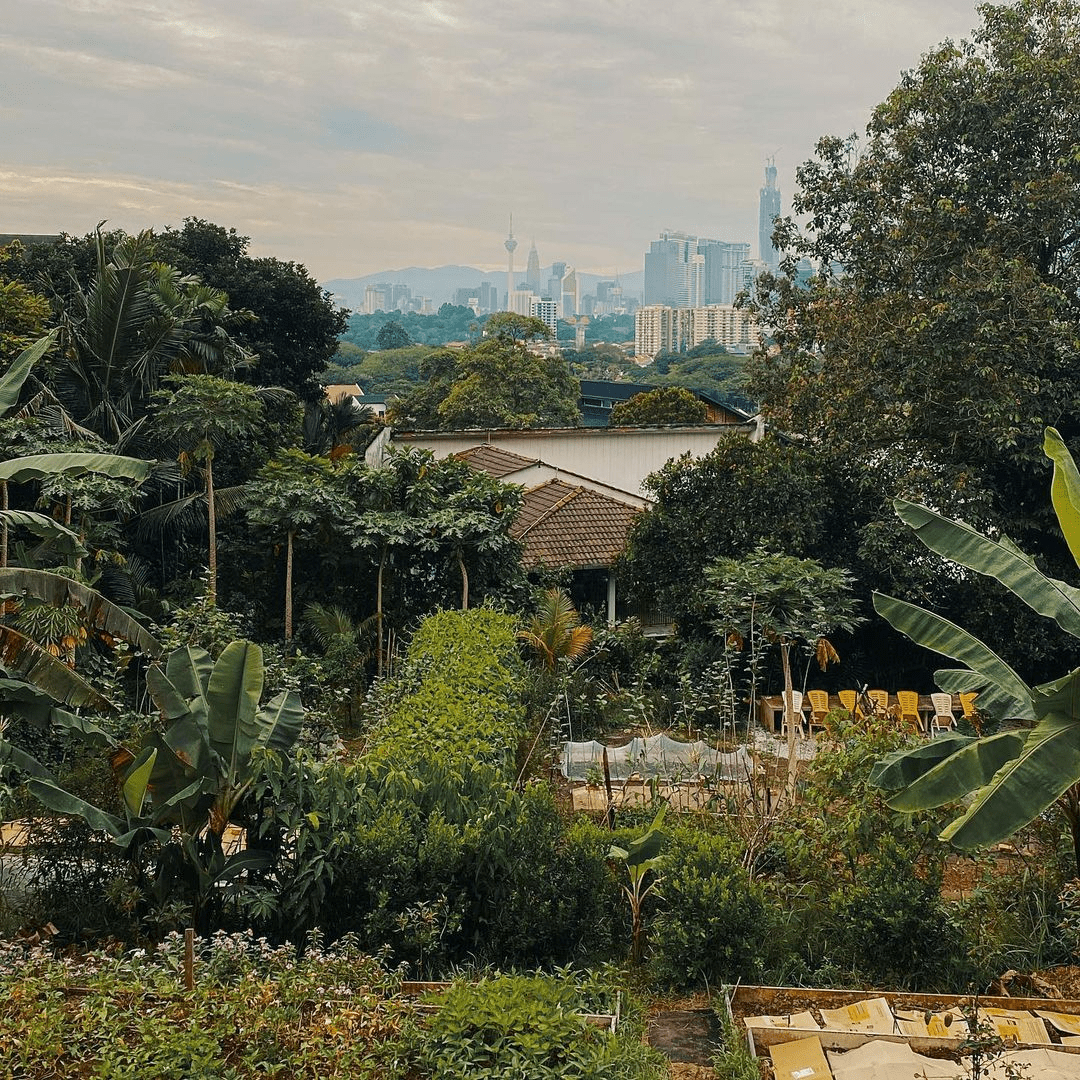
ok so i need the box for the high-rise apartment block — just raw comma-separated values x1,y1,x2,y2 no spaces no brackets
530,296,560,336
759,158,781,270
634,304,759,361
644,232,752,307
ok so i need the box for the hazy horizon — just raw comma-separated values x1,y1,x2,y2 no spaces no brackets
5,1,983,284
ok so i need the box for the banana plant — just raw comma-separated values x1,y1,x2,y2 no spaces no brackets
870,427,1080,872
26,639,304,927
608,803,669,964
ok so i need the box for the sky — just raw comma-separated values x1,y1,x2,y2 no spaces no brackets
3,0,984,284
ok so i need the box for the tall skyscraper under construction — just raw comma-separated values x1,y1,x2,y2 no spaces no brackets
758,158,781,270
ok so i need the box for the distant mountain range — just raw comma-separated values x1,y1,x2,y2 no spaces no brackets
325,265,644,311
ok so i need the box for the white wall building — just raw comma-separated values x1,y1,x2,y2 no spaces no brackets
634,304,760,361
530,296,560,336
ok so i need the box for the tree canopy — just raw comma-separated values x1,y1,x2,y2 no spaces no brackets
610,387,708,426
737,0,1080,680
390,334,581,430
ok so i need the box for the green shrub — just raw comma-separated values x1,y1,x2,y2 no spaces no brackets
419,972,666,1079
650,828,767,989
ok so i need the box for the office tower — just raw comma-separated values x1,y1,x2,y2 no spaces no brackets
510,290,535,316
759,158,781,270
696,239,751,304
526,242,541,294
504,214,518,310
479,281,498,312
561,267,579,317
548,261,566,299
530,296,559,336
688,253,705,307
391,283,411,310
644,232,694,306
363,283,394,314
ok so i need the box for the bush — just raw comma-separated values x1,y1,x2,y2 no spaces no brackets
650,828,767,989
418,972,667,1080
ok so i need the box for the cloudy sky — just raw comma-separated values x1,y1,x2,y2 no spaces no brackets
4,0,983,283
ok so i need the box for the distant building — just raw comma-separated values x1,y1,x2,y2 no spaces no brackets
510,290,536,316
548,261,566,300
363,283,395,314
525,242,542,294
759,157,781,270
530,296,560,336
634,304,759,360
560,267,579,317
644,232,751,307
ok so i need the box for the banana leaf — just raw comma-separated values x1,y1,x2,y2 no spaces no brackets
26,777,125,836
0,568,162,657
941,710,1080,850
870,731,975,790
254,689,305,755
873,593,1033,720
0,452,151,485
206,641,263,775
0,626,113,712
0,737,55,781
0,510,86,557
1046,427,1080,571
0,673,114,746
894,498,1080,639
0,331,58,416
886,730,1027,812
121,746,157,818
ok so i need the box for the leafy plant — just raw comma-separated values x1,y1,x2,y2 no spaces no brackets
608,804,669,964
871,427,1080,874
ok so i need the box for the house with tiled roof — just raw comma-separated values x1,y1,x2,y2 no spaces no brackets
449,447,653,626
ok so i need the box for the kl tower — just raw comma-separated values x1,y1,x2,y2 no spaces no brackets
504,214,518,311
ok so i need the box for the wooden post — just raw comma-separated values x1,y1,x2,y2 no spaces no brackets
184,928,195,991
602,746,615,829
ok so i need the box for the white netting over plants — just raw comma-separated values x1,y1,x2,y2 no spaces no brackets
560,735,753,783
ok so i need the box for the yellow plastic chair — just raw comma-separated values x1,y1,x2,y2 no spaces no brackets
837,690,861,719
807,690,831,736
866,689,890,717
896,690,924,734
930,692,956,735
960,692,979,722
780,690,806,739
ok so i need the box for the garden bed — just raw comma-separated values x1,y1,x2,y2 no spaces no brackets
727,983,1080,1063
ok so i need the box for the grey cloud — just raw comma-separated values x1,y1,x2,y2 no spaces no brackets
4,0,982,280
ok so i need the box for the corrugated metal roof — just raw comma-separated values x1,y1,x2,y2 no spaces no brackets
510,479,641,569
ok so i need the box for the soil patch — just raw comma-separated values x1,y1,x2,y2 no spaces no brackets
648,1008,722,1065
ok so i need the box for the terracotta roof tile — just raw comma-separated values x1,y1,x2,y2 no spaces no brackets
454,445,539,477
510,479,641,569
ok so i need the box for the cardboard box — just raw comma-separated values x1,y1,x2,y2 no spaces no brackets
770,1035,833,1080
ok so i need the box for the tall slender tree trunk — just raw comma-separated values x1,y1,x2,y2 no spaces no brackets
285,529,294,642
458,551,469,610
376,546,386,677
782,641,799,806
206,455,217,604
0,480,7,569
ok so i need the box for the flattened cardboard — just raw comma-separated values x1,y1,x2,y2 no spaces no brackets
894,1007,965,1037
1038,1011,1080,1037
827,1039,955,1080
819,997,894,1034
982,1007,1050,1045
770,1035,834,1080
744,1010,820,1030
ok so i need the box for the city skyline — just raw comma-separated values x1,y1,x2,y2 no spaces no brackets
4,1,983,283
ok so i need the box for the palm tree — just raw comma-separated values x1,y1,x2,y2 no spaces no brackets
152,374,266,603
518,589,593,670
